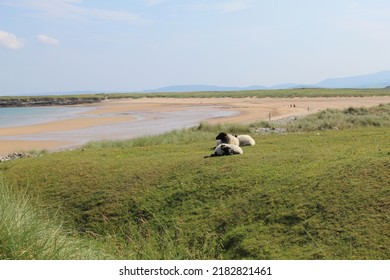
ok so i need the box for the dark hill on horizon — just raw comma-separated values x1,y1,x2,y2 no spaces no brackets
315,70,390,89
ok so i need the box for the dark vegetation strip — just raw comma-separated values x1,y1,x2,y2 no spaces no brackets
0,97,101,107
1,88,390,107
107,88,390,99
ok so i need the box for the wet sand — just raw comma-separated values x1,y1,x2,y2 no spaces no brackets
1,96,389,156
0,115,134,137
0,140,72,155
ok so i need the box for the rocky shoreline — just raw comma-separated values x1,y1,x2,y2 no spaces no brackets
0,152,40,162
0,97,102,107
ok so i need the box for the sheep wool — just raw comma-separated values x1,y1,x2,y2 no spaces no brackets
237,135,256,146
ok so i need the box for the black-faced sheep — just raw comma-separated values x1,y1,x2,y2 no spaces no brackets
215,132,240,146
236,135,256,146
205,143,243,158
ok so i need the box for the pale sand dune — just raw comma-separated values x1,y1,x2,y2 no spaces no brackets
1,96,389,156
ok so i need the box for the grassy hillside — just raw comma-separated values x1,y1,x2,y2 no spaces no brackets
112,87,390,98
1,88,390,101
0,105,389,259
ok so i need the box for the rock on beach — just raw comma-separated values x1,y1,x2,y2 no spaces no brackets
0,152,37,162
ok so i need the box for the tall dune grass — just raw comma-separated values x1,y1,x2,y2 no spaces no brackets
84,122,252,149
0,177,108,259
285,103,390,132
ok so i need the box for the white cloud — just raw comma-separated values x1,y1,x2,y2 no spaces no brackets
83,7,143,22
219,1,251,13
192,1,252,14
143,0,166,6
38,34,60,46
2,0,147,23
0,30,24,49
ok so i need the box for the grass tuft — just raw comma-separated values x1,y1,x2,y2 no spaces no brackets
0,177,109,259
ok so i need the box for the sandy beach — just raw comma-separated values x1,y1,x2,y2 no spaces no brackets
1,96,389,156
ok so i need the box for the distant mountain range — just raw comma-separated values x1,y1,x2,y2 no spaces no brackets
315,70,390,89
6,70,390,97
143,84,267,92
144,70,390,93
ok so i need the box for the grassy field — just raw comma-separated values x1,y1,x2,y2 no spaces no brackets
0,104,389,259
1,88,390,101
107,88,390,99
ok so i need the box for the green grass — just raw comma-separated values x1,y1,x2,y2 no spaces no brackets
85,122,252,149
116,88,390,99
1,104,389,260
0,177,109,259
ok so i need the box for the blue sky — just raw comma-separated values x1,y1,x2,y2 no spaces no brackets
1,0,390,95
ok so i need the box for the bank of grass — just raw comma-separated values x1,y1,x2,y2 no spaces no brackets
85,122,252,149
1,88,390,102
1,104,389,259
86,103,390,150
285,103,390,132
115,88,390,99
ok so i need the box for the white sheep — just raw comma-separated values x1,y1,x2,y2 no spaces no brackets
205,143,243,158
236,135,256,146
215,132,240,146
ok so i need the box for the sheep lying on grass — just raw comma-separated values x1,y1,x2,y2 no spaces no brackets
215,132,240,146
204,143,243,158
206,132,255,157
236,135,256,146
215,132,255,147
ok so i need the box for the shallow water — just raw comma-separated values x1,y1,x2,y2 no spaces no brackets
0,106,93,128
0,106,238,150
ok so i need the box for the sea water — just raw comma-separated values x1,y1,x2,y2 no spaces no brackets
0,106,93,128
